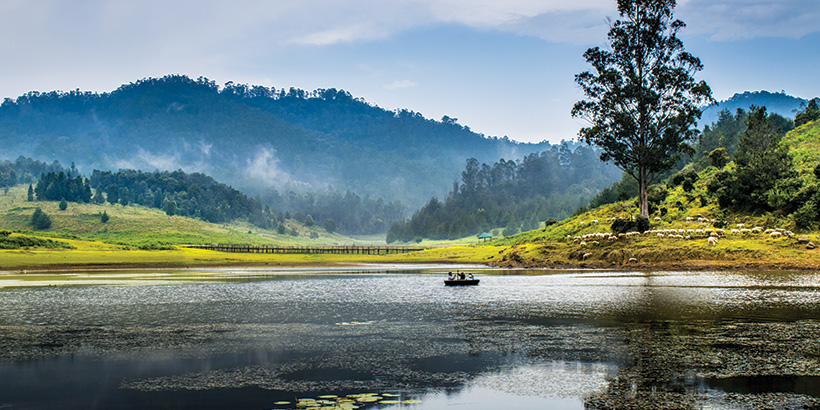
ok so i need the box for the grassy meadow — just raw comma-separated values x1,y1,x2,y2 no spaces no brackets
0,185,494,271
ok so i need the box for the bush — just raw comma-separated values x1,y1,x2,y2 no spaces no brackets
58,199,68,210
793,200,819,230
0,234,73,249
708,148,729,168
611,216,650,234
100,211,109,223
502,225,519,237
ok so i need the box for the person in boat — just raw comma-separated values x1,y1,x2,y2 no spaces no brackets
468,273,474,280
447,272,454,280
458,271,466,280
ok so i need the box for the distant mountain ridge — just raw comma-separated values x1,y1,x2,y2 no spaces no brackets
700,90,807,127
0,75,552,209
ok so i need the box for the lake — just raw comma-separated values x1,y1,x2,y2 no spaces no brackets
2,266,820,409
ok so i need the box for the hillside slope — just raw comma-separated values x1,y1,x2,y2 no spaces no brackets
478,118,820,269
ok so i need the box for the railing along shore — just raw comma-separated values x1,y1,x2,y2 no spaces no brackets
184,244,427,255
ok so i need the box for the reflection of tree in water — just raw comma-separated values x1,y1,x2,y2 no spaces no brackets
584,274,820,409
584,321,701,409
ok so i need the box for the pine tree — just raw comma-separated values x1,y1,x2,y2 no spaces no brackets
100,211,109,223
59,198,68,210
92,189,106,204
30,208,52,230
27,184,34,201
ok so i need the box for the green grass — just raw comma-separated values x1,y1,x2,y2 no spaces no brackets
784,120,820,174
0,185,384,247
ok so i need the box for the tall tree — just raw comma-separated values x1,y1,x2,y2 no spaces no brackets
729,106,795,211
571,0,712,217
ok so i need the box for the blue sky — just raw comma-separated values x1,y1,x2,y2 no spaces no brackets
1,0,819,143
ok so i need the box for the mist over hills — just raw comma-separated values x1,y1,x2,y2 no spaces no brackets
0,75,552,210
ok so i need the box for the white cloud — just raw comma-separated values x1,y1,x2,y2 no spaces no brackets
678,0,820,40
289,24,383,46
384,80,418,90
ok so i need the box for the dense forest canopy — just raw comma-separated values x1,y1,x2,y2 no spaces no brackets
387,143,621,242
0,75,549,211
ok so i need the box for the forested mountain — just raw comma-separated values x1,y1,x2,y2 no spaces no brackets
0,75,549,211
387,143,621,242
699,91,807,128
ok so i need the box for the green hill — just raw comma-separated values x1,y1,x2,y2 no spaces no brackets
476,116,820,270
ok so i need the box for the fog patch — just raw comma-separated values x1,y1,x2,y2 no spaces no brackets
495,144,522,163
245,146,294,187
113,148,182,172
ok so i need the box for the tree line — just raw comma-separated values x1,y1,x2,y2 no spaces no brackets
27,165,405,235
0,156,66,188
262,188,404,235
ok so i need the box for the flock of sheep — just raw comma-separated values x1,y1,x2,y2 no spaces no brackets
569,217,799,249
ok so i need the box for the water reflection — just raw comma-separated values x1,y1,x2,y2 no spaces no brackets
1,268,820,409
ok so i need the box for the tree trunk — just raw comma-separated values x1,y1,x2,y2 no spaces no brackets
639,165,649,218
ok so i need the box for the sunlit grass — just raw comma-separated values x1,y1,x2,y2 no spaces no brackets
0,185,388,247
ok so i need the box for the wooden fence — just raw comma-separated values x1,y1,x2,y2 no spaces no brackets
184,244,427,255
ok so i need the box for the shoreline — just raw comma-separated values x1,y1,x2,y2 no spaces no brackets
0,259,478,274
3,257,819,275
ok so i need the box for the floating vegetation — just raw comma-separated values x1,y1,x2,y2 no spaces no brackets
335,321,375,326
272,392,419,410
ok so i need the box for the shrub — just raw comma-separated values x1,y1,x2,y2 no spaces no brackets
708,148,729,168
59,198,68,210
793,200,819,230
611,216,650,234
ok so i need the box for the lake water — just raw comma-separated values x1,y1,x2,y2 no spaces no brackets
2,266,820,409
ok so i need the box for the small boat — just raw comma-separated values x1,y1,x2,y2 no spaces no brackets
444,279,479,286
